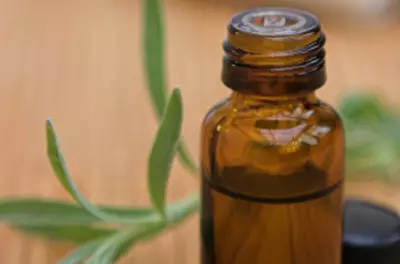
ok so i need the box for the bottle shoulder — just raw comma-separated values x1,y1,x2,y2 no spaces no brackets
202,98,232,127
200,96,345,197
202,97,344,139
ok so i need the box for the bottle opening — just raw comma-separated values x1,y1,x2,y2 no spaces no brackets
232,8,312,37
222,7,326,96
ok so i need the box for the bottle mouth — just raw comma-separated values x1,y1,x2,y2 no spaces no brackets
225,7,325,67
222,7,326,96
229,7,319,38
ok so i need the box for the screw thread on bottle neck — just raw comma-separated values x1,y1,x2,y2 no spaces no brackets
222,7,327,97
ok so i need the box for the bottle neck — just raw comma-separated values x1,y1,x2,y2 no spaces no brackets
222,10,327,97
222,56,326,97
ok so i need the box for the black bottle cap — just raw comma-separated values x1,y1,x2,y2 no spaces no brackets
343,199,400,264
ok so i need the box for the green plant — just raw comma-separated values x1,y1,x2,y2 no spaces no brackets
1,0,200,263
339,92,400,182
0,0,399,263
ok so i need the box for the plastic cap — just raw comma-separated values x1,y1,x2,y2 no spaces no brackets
343,199,400,264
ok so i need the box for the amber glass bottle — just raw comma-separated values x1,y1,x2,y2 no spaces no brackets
200,7,345,264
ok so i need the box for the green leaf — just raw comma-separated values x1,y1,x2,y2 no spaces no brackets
143,0,197,175
0,195,199,245
86,194,200,264
110,194,200,262
165,193,199,224
58,239,103,264
0,195,198,227
0,199,98,226
338,92,400,183
0,199,155,226
15,225,115,244
47,119,165,226
86,224,165,264
338,92,389,123
57,194,199,263
85,231,133,264
143,0,167,118
148,88,183,217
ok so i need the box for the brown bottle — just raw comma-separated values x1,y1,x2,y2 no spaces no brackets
200,7,344,264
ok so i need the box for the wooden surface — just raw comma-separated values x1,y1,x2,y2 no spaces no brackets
0,1,400,263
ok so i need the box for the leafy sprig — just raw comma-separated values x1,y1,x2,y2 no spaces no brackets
143,0,197,174
0,0,200,263
15,87,198,264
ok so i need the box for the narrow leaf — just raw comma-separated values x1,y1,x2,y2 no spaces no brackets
0,195,198,227
338,92,390,122
15,225,115,244
108,194,200,262
148,88,183,217
58,194,199,263
58,239,103,264
165,193,199,224
0,199,154,226
143,0,197,174
47,119,163,226
143,0,167,118
86,224,165,264
85,231,132,264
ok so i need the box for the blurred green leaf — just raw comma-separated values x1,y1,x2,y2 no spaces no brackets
0,196,199,259
85,230,135,264
165,193,199,224
383,117,400,152
339,91,400,182
15,225,115,244
143,0,166,118
86,194,200,263
0,199,154,226
58,239,103,264
47,119,167,226
148,88,182,217
143,0,197,175
346,141,397,175
0,194,198,232
86,223,165,264
338,92,390,123
57,194,199,263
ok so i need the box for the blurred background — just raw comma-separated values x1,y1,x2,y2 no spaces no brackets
0,0,399,263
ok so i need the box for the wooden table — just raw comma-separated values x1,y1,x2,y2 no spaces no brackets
0,1,399,263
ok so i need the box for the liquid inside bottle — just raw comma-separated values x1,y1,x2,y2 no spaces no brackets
200,7,344,264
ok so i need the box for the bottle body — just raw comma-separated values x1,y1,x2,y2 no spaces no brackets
200,92,345,264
